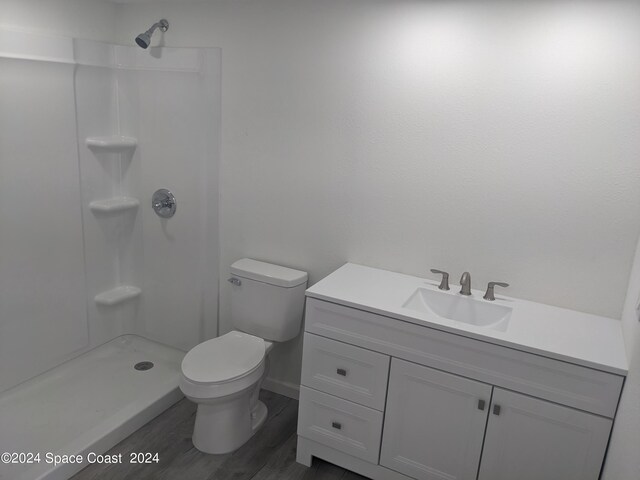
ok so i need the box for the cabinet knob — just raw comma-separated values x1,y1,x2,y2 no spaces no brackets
478,399,486,411
331,421,342,430
336,368,347,376
493,404,501,416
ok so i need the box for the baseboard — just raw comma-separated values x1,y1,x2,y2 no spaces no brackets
262,377,300,400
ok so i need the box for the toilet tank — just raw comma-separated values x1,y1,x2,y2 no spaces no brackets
229,259,308,342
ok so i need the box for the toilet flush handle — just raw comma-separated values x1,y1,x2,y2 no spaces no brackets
228,277,242,286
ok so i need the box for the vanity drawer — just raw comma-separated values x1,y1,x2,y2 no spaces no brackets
301,333,390,410
305,298,624,418
298,386,383,464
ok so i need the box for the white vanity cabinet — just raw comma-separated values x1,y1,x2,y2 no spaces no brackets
380,358,491,480
477,388,612,480
297,294,624,480
380,358,612,480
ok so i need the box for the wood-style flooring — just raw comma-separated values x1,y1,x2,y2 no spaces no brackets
71,391,365,480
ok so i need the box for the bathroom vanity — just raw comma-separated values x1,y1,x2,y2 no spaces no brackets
296,264,628,480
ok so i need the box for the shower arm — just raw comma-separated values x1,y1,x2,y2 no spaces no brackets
145,19,169,37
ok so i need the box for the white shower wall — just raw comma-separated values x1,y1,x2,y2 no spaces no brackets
0,29,220,393
0,38,89,392
120,48,221,349
76,40,221,352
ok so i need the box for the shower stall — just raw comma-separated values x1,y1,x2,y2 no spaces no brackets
0,28,220,480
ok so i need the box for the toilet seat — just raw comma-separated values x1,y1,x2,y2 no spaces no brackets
182,330,266,385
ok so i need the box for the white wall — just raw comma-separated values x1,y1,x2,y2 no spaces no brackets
0,0,117,41
115,0,640,389
603,236,640,480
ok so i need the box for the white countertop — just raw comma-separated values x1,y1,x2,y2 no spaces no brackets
306,263,628,376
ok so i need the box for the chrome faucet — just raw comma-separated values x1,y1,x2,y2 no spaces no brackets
459,272,471,296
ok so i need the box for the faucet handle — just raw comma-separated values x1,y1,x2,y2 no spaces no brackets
430,269,450,291
483,282,509,301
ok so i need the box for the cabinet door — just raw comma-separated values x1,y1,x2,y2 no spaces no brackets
478,388,612,480
380,358,492,480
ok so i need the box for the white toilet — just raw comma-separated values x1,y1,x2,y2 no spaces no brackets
180,258,308,454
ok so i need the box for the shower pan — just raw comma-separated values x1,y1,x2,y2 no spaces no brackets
0,29,220,480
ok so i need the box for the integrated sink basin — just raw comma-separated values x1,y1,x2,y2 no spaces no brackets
403,287,512,331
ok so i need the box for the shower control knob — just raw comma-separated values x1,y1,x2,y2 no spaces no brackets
152,189,176,218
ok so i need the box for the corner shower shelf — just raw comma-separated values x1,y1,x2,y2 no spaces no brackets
95,286,141,307
86,136,138,152
89,197,140,214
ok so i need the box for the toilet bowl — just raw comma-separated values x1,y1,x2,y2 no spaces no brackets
180,259,307,454
180,330,274,454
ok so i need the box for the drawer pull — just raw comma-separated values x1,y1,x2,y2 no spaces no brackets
478,399,486,411
336,368,347,376
331,421,342,430
493,404,501,416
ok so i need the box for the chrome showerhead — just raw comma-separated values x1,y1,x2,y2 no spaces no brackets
135,32,151,49
135,19,169,49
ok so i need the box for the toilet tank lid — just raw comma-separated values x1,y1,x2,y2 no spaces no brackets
230,258,308,288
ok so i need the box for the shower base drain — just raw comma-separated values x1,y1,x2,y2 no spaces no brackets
134,361,154,371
